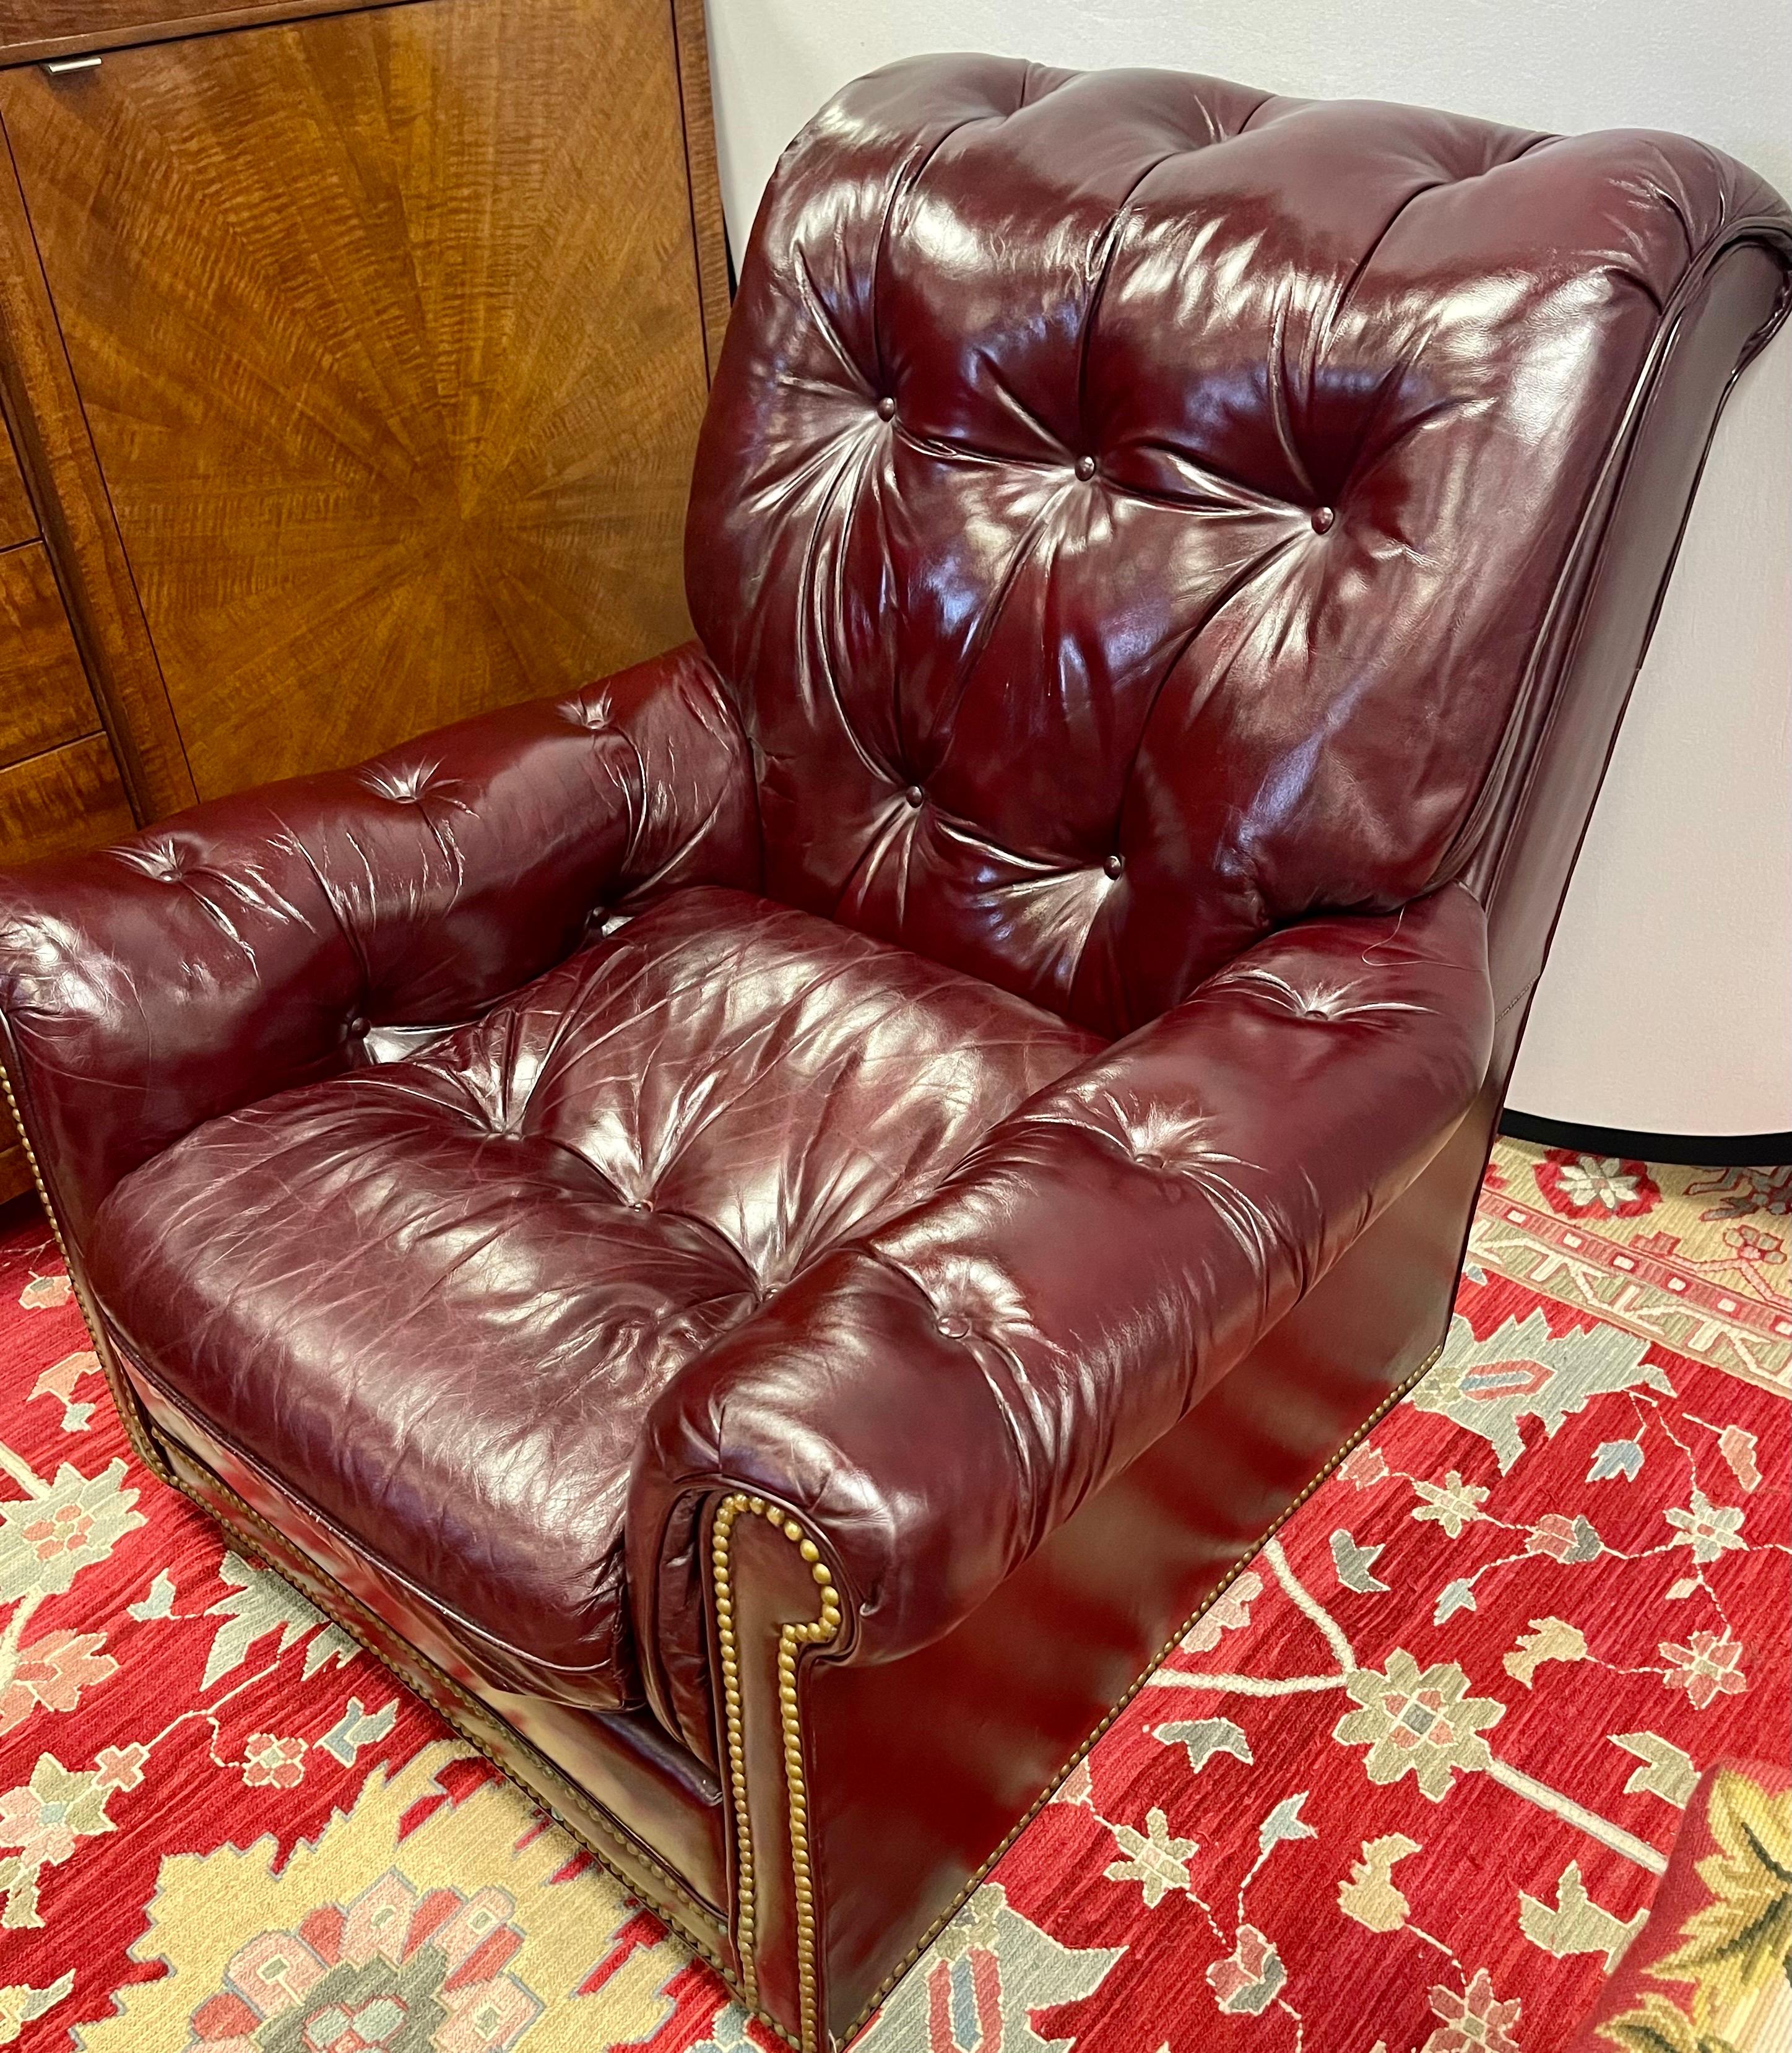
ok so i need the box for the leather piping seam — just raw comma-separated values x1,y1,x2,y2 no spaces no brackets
152,1447,730,1943
837,1332,1450,2043
0,1053,170,1482
711,1491,842,2052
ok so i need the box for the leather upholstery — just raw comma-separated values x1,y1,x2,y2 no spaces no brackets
136,1397,735,1943
0,643,756,1250
0,51,1785,2052
631,881,1492,1750
688,58,1788,1036
795,1093,1507,2036
89,887,1096,1711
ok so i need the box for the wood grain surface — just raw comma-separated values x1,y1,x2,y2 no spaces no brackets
0,0,426,69
0,417,33,552
671,0,733,380
0,127,195,820
0,728,131,865
0,539,102,764
0,0,712,797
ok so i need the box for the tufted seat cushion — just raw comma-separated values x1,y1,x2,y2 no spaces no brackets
85,887,1099,1711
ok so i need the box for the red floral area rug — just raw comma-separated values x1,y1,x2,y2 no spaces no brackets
0,1140,1786,2051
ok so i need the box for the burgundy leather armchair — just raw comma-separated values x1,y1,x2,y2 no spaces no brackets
2,56,1786,2050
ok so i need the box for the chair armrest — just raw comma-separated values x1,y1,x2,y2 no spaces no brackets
628,881,1492,1746
0,643,756,1248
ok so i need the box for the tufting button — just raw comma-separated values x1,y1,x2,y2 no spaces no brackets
347,1015,370,1038
903,784,925,808
1311,505,1336,534
935,1313,971,1340
877,396,896,420
1075,454,1097,481
1103,853,1125,879
628,1199,652,1215
1136,1150,1166,1171
561,695,611,731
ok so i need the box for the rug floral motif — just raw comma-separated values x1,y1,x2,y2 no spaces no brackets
0,1140,1785,2051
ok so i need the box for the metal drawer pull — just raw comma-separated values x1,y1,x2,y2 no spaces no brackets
42,56,103,74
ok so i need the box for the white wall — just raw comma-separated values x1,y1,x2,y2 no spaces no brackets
703,0,1792,1136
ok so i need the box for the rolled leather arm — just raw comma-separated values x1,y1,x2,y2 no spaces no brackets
630,881,1493,1747
0,643,756,1248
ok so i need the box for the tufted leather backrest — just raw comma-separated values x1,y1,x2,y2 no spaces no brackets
686,55,1789,1037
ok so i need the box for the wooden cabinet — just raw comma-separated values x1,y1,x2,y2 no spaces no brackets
0,0,729,1197
0,412,134,859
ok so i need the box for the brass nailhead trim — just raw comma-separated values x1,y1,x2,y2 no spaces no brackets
162,1453,733,1958
711,1491,841,2052
5,1047,1449,2051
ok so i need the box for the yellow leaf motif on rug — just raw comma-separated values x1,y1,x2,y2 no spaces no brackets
1338,1833,1422,1932
77,1740,687,2051
1627,1769,1792,2041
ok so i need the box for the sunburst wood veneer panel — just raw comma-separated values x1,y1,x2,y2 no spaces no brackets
0,0,712,796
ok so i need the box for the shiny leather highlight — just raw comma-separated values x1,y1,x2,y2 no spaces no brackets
0,54,1785,2053
631,883,1492,1751
90,887,1095,1711
687,58,1788,1036
0,643,757,1250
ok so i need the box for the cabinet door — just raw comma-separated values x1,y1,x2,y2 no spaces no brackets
0,0,712,799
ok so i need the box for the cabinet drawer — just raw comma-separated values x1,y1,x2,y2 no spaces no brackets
0,415,35,552
0,3,364,64
0,729,132,868
0,539,101,766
